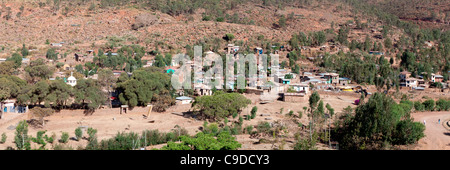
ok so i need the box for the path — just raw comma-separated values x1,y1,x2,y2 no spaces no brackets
412,111,450,150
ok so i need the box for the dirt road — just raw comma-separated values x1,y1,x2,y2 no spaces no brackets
412,111,450,150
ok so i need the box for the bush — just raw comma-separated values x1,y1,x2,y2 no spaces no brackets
15,120,30,150
245,125,253,134
256,121,271,135
224,33,235,42
216,17,224,22
414,101,425,111
202,15,211,21
436,99,450,111
288,110,294,117
75,127,83,141
297,111,303,119
251,106,257,119
1,133,6,144
392,119,425,145
87,127,97,141
60,132,69,143
422,99,435,111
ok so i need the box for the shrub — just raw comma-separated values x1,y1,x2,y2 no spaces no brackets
436,99,450,111
1,133,6,144
75,127,83,141
15,120,30,150
256,121,272,135
44,133,55,144
216,17,224,22
297,111,303,119
251,106,257,119
60,132,69,143
392,119,425,145
202,15,211,21
288,110,294,117
87,127,97,141
245,125,253,134
224,33,235,42
422,99,435,111
414,101,425,111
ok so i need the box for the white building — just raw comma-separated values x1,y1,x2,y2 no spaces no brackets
176,96,193,105
67,72,77,87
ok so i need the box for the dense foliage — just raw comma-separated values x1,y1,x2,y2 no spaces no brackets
116,67,174,111
192,91,251,120
333,93,425,150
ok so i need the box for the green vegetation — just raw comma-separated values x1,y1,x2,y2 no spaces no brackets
161,132,241,150
192,91,251,120
334,93,425,150
59,132,69,144
1,133,7,144
116,67,174,112
15,120,30,150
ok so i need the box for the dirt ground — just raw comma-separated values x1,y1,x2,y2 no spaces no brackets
0,91,448,150
411,111,450,150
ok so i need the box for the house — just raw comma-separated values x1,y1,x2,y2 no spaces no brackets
104,53,118,56
166,66,177,74
21,58,30,64
281,78,291,84
176,96,193,105
63,64,74,71
0,58,6,63
113,70,125,77
282,93,306,102
369,51,384,55
289,84,309,94
51,43,62,47
255,47,263,55
1,99,27,113
323,73,339,84
431,74,444,83
227,44,240,54
399,71,411,81
339,77,351,86
67,72,77,87
405,78,418,88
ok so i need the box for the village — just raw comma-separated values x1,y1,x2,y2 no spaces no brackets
0,0,449,151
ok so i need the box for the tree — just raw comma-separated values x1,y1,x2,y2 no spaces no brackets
74,79,106,114
6,53,22,69
312,31,326,46
29,107,55,127
335,93,425,150
45,80,72,108
59,132,69,143
337,27,349,45
224,33,235,42
15,120,30,150
24,59,54,83
75,127,83,141
153,54,166,68
251,106,257,119
0,61,15,75
422,99,435,111
46,48,58,61
400,51,416,72
21,44,29,57
97,69,116,107
117,67,174,110
192,92,251,120
392,119,425,145
278,15,286,28
384,37,392,49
